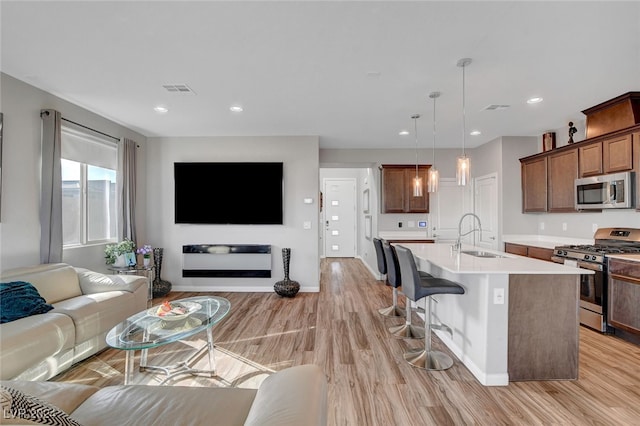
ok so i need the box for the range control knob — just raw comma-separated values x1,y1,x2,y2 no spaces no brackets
591,255,597,261
584,254,590,260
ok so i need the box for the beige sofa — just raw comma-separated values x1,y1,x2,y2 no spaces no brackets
0,364,327,426
0,263,148,381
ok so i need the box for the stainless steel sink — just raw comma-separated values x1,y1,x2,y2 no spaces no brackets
461,250,505,258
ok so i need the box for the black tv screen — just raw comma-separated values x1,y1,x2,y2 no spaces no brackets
174,162,283,225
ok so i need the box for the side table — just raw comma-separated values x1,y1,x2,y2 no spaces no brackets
108,265,155,306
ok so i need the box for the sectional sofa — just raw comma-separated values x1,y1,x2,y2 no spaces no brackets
0,263,148,381
0,364,327,425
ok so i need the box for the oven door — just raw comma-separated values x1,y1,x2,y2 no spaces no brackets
552,256,607,332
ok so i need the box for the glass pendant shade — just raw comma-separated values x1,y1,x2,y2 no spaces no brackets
413,175,423,197
457,58,472,186
456,155,470,186
428,167,439,193
411,113,423,197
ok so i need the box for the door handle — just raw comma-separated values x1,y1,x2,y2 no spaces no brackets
489,236,495,240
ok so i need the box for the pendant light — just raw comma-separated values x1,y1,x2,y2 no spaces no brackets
411,114,423,197
428,92,440,193
456,58,472,186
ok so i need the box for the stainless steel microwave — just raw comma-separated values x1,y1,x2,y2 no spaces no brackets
575,172,634,210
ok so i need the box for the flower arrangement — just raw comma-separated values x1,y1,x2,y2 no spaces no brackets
104,239,136,265
137,244,153,266
136,244,152,258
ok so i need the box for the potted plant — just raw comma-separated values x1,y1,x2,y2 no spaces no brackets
105,239,136,267
137,244,152,267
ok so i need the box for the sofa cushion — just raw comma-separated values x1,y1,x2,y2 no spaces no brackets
74,269,147,295
244,364,328,426
52,291,136,344
0,281,54,323
0,264,81,304
0,385,83,425
0,380,100,419
70,385,258,426
0,313,75,380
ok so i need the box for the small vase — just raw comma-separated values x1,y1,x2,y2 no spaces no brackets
152,248,172,298
274,248,300,297
143,257,150,267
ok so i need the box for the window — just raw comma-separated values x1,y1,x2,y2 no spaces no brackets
61,126,118,246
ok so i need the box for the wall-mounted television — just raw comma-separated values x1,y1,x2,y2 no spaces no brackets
174,162,283,225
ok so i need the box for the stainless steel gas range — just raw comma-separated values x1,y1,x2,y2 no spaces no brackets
551,227,640,332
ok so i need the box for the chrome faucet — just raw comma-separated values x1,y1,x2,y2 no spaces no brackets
454,213,483,251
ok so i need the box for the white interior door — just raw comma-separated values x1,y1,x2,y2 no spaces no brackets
323,178,356,257
430,178,472,243
474,173,499,250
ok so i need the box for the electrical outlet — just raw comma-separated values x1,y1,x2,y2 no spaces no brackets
494,288,505,305
398,221,403,228
562,222,567,231
408,221,416,228
539,222,545,231
592,223,598,233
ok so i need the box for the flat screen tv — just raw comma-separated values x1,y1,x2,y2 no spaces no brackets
174,162,283,225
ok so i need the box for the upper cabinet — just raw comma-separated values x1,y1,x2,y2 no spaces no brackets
520,92,640,214
381,164,430,213
603,134,633,173
578,134,633,177
548,148,578,213
578,141,603,177
521,156,547,212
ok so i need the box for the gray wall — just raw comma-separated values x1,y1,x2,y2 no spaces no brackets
146,136,320,292
0,73,148,272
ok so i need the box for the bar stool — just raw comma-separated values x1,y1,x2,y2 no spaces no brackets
395,245,465,370
384,241,430,338
373,238,405,318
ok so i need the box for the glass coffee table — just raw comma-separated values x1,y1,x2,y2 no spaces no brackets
106,296,230,385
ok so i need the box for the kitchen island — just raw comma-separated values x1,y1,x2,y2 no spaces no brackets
396,242,591,386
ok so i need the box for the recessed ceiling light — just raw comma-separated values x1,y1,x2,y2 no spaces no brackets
527,97,543,104
230,105,243,112
153,105,169,113
399,130,409,136
470,130,481,136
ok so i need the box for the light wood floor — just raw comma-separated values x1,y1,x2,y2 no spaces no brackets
53,258,640,425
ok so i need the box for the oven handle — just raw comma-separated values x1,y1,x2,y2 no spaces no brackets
551,256,603,272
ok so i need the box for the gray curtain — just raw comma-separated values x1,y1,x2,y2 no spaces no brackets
119,137,137,243
40,109,63,263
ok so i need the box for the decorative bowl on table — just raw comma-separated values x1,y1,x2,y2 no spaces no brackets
147,301,201,324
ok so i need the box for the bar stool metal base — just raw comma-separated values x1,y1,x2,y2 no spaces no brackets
378,305,405,317
388,323,425,339
403,348,453,370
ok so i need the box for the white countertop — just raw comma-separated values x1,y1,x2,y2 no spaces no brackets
502,234,593,250
378,231,433,240
397,242,591,275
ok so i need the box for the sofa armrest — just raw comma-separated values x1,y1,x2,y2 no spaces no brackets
74,268,146,295
243,364,328,426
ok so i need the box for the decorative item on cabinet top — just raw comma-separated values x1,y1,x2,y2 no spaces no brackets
543,132,556,152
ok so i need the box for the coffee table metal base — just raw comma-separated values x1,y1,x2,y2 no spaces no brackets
123,326,216,385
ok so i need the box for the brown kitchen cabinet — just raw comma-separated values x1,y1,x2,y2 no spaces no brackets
547,148,578,212
608,258,640,335
504,243,554,262
578,141,603,177
521,157,547,212
578,134,633,177
603,133,633,173
380,164,430,213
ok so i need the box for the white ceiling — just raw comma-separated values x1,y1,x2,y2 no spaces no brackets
1,1,639,149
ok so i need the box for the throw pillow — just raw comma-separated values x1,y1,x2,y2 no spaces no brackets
0,385,83,425
0,281,54,324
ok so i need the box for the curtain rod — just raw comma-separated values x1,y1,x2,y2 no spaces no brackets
61,117,120,142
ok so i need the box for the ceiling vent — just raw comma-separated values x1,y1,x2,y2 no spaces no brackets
162,84,196,94
483,104,510,111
